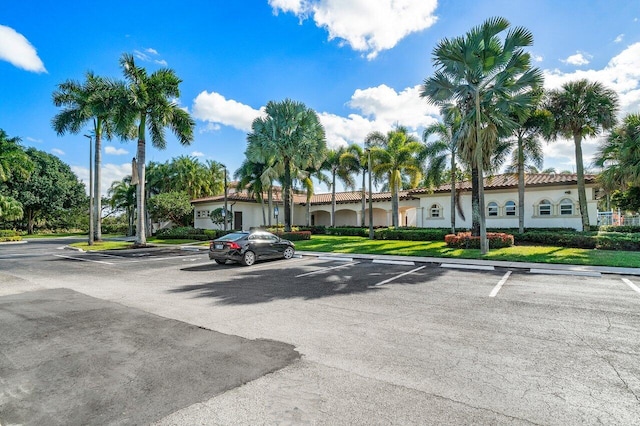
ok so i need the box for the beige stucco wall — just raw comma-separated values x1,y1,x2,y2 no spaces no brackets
417,184,598,231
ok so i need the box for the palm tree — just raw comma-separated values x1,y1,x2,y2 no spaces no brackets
108,177,136,236
594,113,640,193
52,72,121,241
0,129,33,183
234,159,268,225
422,108,462,234
321,146,356,227
340,144,369,227
246,99,326,231
546,79,619,231
505,97,553,233
114,53,195,246
367,127,423,227
421,16,543,253
0,194,23,221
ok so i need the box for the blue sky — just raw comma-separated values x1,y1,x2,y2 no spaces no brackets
1,0,639,195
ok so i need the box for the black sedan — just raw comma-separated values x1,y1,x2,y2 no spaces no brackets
209,231,296,266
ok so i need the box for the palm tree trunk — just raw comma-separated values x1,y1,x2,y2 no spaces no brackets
574,134,589,231
283,159,291,232
361,170,366,227
135,118,147,246
450,156,456,234
475,92,488,254
392,176,399,227
331,172,336,227
268,186,273,227
94,120,102,241
471,166,480,236
260,193,266,226
517,135,525,234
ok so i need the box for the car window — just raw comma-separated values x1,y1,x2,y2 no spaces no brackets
217,232,248,242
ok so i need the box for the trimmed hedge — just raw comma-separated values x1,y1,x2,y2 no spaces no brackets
0,229,21,242
325,227,369,237
280,231,311,241
595,234,640,251
375,228,450,241
155,227,233,240
599,225,640,233
445,232,514,249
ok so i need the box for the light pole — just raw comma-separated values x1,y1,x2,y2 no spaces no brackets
223,166,228,231
368,148,374,240
274,205,279,235
84,134,94,246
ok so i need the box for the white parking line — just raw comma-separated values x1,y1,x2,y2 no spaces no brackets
373,266,426,286
372,259,415,266
441,263,495,271
296,262,359,278
490,271,512,298
530,269,601,277
318,256,354,262
621,278,640,295
53,254,113,265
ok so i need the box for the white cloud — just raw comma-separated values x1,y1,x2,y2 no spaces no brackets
532,54,544,62
51,148,65,156
155,59,168,66
133,48,167,66
105,146,129,155
146,48,158,55
614,34,624,43
561,51,592,66
191,84,439,150
544,42,640,115
25,136,43,143
191,151,205,157
269,0,438,59
0,25,46,73
72,162,132,196
192,91,265,132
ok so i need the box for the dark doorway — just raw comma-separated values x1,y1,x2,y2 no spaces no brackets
234,211,243,230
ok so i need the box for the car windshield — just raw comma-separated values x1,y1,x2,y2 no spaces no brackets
216,232,248,242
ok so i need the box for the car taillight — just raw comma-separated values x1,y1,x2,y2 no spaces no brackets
227,242,241,250
209,241,214,249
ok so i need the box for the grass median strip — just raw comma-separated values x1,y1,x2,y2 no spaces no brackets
295,235,640,268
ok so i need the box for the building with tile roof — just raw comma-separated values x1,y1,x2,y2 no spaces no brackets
191,173,599,231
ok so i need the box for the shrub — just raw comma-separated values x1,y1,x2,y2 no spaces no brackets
281,231,311,241
375,228,450,241
296,225,326,235
325,227,369,237
595,234,640,251
0,229,21,242
445,232,514,249
516,231,596,249
599,225,640,233
155,227,211,240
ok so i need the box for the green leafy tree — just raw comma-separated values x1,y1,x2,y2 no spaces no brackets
0,129,33,183
209,207,231,228
546,79,619,231
147,191,193,225
114,53,195,246
52,72,122,241
421,16,543,253
0,194,23,221
234,159,269,225
246,99,326,231
610,187,640,213
367,127,423,227
595,113,640,192
3,148,87,234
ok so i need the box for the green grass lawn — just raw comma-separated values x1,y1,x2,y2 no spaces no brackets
70,237,201,251
294,235,640,268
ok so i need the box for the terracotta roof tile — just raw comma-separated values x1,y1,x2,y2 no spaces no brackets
409,173,597,195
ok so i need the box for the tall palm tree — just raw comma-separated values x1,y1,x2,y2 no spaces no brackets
114,53,195,245
340,144,369,226
108,177,136,236
321,146,356,227
546,79,619,231
246,99,326,231
0,129,33,183
367,127,423,227
505,97,553,233
421,16,543,253
52,72,121,241
422,107,462,234
234,159,268,225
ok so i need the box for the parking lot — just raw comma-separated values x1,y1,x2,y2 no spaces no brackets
1,239,640,424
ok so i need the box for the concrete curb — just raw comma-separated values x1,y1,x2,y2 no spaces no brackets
296,250,640,277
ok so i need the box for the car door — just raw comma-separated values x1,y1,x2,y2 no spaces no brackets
269,234,288,257
247,234,270,259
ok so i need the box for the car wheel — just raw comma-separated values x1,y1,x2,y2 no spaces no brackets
283,247,294,259
214,259,226,265
241,250,256,266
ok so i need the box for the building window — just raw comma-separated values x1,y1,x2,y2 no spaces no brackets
196,210,210,219
560,198,574,215
538,199,552,216
505,201,516,216
487,202,498,217
430,204,441,218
